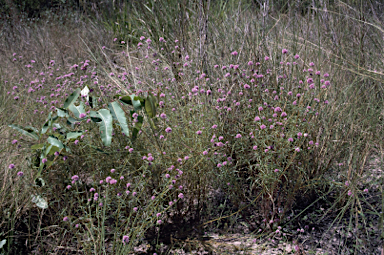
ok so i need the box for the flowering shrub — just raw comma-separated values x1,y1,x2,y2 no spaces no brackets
9,35,333,252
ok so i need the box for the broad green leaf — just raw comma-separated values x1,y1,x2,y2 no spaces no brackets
31,195,48,209
47,146,59,155
8,124,39,140
56,108,69,117
0,239,6,249
145,92,157,118
31,143,45,150
81,85,90,102
66,117,80,129
47,136,64,149
44,144,53,157
119,94,143,111
66,131,83,140
41,111,53,134
89,96,98,108
108,101,130,136
25,125,39,133
90,111,102,122
63,88,81,109
97,109,113,146
52,123,63,130
68,101,86,119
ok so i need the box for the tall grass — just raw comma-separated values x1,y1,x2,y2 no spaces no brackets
1,0,384,254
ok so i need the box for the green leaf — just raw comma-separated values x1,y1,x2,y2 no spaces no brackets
52,123,63,130
63,88,81,109
90,111,102,122
66,117,79,128
0,239,6,249
34,178,45,187
31,195,48,209
119,94,143,111
68,101,86,119
44,144,53,158
56,108,69,118
66,131,83,140
145,92,157,118
8,124,39,140
96,109,113,146
41,111,54,134
31,143,45,150
25,125,39,133
47,136,64,149
108,101,130,136
89,96,98,108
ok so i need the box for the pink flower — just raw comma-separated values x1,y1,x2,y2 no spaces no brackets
71,175,79,181
165,127,172,133
122,235,129,244
9,164,15,169
63,216,69,222
253,146,257,150
235,134,242,138
264,56,270,61
231,51,238,56
17,171,24,176
178,193,184,199
260,124,266,129
254,116,261,121
282,49,288,54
